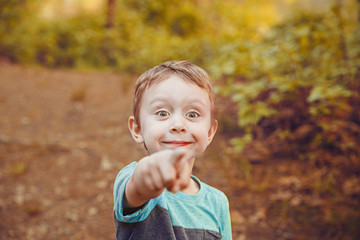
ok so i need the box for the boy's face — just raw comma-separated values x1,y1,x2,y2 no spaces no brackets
129,75,217,157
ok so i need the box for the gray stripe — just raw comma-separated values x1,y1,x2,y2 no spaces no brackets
114,205,221,240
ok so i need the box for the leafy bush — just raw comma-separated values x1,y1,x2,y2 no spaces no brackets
0,0,213,72
211,8,359,164
211,6,360,237
0,0,281,73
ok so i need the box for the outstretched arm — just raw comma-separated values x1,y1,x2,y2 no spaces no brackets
124,149,194,208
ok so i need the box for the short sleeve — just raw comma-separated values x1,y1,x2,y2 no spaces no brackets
113,162,161,223
220,196,232,240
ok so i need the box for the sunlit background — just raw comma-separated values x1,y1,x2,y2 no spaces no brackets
0,0,359,239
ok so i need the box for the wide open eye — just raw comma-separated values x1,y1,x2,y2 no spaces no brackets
155,110,170,118
186,111,200,119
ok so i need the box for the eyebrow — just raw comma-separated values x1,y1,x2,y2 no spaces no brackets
149,95,207,105
187,99,207,109
148,98,168,107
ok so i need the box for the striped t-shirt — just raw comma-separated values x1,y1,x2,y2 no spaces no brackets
113,162,232,239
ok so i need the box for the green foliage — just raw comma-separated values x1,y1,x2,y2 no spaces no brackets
1,0,358,168
212,7,360,238
0,0,215,72
230,133,252,153
211,5,360,158
0,0,38,61
0,0,281,73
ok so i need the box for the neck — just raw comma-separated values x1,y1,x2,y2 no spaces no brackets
180,177,200,195
184,157,199,194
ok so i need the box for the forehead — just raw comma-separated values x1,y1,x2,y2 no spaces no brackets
145,72,202,90
142,75,211,104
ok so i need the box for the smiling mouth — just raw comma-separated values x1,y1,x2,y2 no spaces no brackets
163,141,193,147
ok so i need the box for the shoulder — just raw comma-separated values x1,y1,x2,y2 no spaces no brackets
114,162,137,181
201,181,228,199
113,162,138,203
118,161,137,175
199,180,229,208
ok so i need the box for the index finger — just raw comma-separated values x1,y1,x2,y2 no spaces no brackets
171,148,186,165
172,149,195,171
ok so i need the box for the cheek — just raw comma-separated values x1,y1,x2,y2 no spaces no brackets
142,122,164,139
192,125,211,143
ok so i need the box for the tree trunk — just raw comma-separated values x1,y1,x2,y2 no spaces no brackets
358,0,360,24
106,0,116,28
333,0,348,64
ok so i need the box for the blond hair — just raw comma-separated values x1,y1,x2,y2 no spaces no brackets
132,60,215,126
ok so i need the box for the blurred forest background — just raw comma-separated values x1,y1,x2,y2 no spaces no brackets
0,0,359,239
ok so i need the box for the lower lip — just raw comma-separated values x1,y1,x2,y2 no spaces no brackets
164,142,192,147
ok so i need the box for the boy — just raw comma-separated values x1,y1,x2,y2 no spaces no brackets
113,61,232,239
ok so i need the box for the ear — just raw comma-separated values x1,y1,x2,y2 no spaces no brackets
207,120,218,144
128,116,144,144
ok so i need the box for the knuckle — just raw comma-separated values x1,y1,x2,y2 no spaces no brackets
164,175,175,186
144,175,156,190
141,166,151,176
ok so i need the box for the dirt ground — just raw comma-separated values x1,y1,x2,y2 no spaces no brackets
0,61,251,239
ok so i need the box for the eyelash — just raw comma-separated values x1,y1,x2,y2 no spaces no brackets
155,110,170,117
186,111,200,119
155,110,200,119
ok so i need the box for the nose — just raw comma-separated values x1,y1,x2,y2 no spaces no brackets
170,114,186,133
